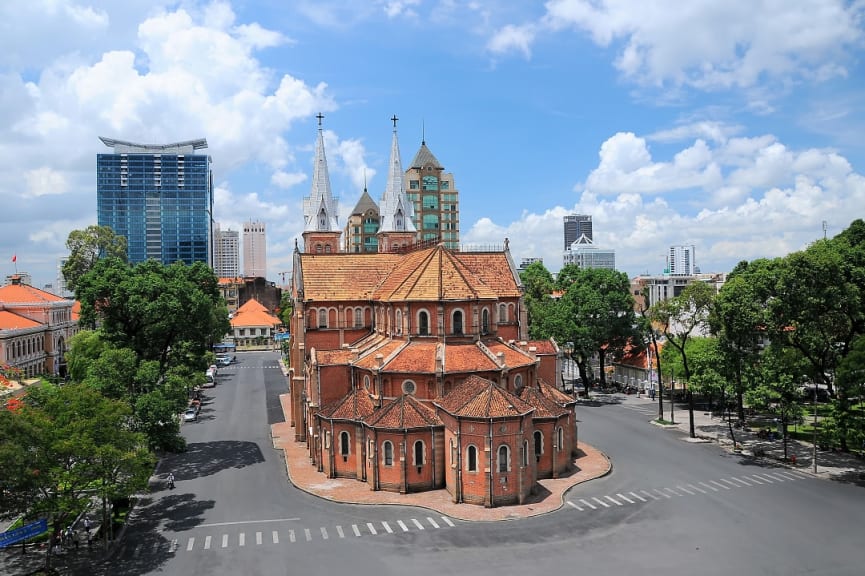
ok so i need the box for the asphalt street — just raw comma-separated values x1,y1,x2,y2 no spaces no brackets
98,352,864,576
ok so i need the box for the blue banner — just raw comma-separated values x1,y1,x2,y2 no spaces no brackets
274,332,291,341
0,518,48,548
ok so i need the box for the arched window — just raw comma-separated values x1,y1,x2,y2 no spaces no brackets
354,308,363,327
316,243,323,253
498,303,507,322
363,375,371,390
481,308,490,334
340,431,350,457
418,310,429,336
413,441,424,466
383,441,394,466
522,440,529,467
498,445,510,473
324,244,332,253
557,427,564,451
395,309,402,334
318,309,327,328
514,374,523,391
534,431,543,460
466,445,478,472
452,310,463,335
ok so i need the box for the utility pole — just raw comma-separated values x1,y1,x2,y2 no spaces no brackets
670,366,675,424
812,384,818,474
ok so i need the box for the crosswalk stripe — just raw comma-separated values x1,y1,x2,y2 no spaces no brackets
186,537,195,551
567,500,583,511
655,489,671,499
288,529,295,543
617,493,635,504
777,471,801,480
605,495,623,506
382,522,393,534
676,485,695,495
336,526,344,538
367,522,378,535
722,477,746,487
748,475,766,484
732,476,754,486
352,524,361,537
699,482,718,492
256,532,262,545
766,472,788,482
592,497,610,508
687,484,706,494
441,516,455,527
272,530,279,544
397,520,409,532
427,517,440,529
709,480,729,490
221,534,228,548
580,498,598,509
239,533,245,547
717,479,739,488
320,527,328,540
169,539,178,553
753,474,775,483
412,518,425,530
665,487,681,497
630,491,647,502
204,536,212,550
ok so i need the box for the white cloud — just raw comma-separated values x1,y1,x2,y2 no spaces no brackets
491,0,864,89
487,24,536,59
271,171,308,189
382,0,421,19
25,167,68,197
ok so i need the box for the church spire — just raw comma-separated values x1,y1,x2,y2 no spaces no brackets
378,115,416,234
303,113,339,232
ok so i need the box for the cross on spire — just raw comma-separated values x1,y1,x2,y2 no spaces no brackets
391,115,399,129
316,112,324,127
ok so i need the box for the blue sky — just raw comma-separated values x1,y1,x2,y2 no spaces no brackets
2,0,864,289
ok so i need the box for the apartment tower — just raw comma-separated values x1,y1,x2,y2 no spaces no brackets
243,221,267,278
214,223,240,278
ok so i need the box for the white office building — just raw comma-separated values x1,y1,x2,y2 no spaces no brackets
243,220,267,278
669,245,696,276
563,234,616,270
214,223,240,278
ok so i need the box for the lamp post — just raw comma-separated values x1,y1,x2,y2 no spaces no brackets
812,384,818,474
669,366,675,424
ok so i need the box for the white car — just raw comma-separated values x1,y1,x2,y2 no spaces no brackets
183,408,198,422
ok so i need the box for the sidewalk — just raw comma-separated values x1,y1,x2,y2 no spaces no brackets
271,392,611,521
618,393,865,484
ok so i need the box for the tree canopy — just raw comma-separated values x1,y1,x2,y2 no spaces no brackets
62,225,127,293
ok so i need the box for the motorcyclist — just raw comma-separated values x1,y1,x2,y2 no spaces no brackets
167,472,175,489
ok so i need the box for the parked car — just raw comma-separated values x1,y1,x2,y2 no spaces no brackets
216,354,232,367
183,408,198,422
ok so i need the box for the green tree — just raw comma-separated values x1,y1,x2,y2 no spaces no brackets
62,225,127,293
830,334,865,452
650,280,716,438
520,261,555,337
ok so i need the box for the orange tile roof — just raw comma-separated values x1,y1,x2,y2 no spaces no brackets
381,341,439,373
365,395,442,429
536,379,577,405
0,311,42,330
318,388,376,421
526,339,557,355
298,253,403,301
483,339,536,369
71,301,81,321
450,252,522,297
315,349,355,365
0,283,66,304
353,340,407,370
373,245,499,302
518,384,569,418
442,343,500,373
435,375,534,419
229,298,281,328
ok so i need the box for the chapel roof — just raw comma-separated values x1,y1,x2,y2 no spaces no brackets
318,388,376,421
435,375,534,419
365,394,442,429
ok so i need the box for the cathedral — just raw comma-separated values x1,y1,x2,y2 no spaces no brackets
288,116,578,507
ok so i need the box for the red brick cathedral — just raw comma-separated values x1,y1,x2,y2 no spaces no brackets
287,118,577,507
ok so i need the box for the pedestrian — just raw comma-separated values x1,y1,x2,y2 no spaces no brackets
73,530,80,549
87,531,93,548
83,517,92,534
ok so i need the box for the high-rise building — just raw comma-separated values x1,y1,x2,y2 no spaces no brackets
54,258,73,298
344,187,380,253
563,214,593,249
214,223,240,278
668,245,696,276
97,137,213,266
243,220,267,278
404,134,459,249
562,235,616,270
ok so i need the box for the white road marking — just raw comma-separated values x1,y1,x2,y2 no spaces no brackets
616,493,635,504
687,484,707,494
352,524,361,537
766,473,788,482
199,518,300,528
753,474,775,483
567,501,583,511
289,529,295,543
382,522,393,534
221,534,228,548
629,491,647,502
238,533,245,547
709,480,729,490
256,532,262,545
641,490,659,500
717,479,739,488
442,516,455,527
699,482,718,492
320,527,328,540
592,497,610,508
747,475,767,484
605,495,623,506
427,517,440,529
580,498,598,509
336,526,344,539
732,476,754,486
665,487,681,497
676,485,695,495
272,530,279,544
654,489,671,499
169,539,178,553
397,520,409,532
367,522,378,535
412,518,425,530
186,537,195,551
204,536,212,550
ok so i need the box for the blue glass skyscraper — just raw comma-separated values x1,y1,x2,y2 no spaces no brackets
97,137,213,267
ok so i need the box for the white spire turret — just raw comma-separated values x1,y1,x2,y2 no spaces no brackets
303,113,339,232
378,115,416,233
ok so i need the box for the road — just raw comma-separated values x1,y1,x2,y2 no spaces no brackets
106,352,865,576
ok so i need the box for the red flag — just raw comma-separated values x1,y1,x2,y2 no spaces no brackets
11,254,15,263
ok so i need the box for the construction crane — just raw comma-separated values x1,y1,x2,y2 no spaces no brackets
278,271,292,286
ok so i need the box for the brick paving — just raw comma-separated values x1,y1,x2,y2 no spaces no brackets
271,392,611,522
